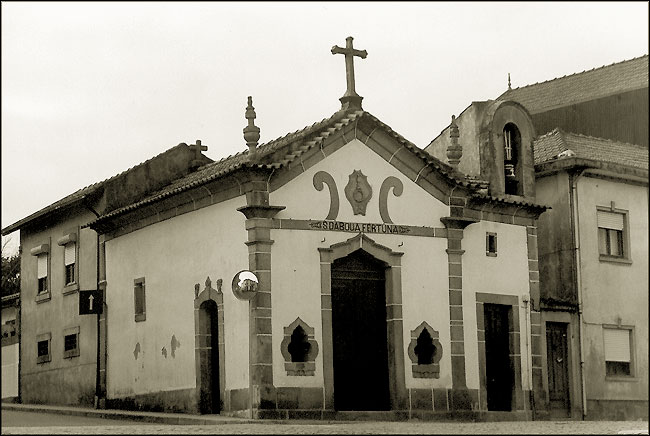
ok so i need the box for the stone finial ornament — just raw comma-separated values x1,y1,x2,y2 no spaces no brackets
446,115,462,169
508,73,512,90
243,96,260,161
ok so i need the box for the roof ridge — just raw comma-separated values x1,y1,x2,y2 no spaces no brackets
502,54,649,95
560,130,649,149
535,127,564,140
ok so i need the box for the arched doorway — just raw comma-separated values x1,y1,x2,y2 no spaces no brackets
331,249,390,411
198,300,220,414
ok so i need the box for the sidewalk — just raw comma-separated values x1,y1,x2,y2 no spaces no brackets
1,402,255,426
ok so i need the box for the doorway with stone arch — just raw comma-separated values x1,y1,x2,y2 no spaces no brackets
318,234,407,411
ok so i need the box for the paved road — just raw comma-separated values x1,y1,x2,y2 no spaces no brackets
2,409,648,434
1,410,154,427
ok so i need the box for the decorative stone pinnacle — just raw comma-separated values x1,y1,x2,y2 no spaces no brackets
447,115,462,169
243,96,260,160
331,36,367,109
508,73,512,90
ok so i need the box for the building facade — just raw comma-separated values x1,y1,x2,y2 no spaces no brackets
87,100,546,418
2,292,20,400
1,145,212,407
427,55,649,420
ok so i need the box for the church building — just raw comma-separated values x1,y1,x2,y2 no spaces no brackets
4,37,549,420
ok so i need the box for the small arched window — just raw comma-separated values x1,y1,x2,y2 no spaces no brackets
503,123,522,195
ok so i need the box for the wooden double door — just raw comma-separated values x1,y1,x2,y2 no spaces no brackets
331,249,390,411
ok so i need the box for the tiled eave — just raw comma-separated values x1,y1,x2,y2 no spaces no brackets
468,193,550,216
535,157,649,182
1,189,101,236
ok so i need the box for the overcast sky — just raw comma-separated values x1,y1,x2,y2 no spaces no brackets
2,2,648,254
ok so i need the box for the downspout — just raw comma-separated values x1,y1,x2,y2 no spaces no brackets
84,203,102,409
570,169,587,420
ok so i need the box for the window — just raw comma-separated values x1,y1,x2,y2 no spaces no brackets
36,332,51,364
486,232,497,257
597,209,629,261
134,278,146,322
63,326,80,358
64,243,76,285
604,327,633,377
37,254,48,294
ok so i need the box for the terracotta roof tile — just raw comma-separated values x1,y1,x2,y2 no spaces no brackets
534,128,649,170
88,109,494,226
498,55,648,113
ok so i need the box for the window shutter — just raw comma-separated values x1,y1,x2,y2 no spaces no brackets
64,243,75,266
597,211,624,230
604,328,630,362
37,255,48,279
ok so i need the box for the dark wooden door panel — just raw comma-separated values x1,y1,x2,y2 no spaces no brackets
331,250,389,411
546,322,570,417
484,303,513,411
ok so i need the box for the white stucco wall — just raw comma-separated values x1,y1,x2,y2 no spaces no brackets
272,138,448,227
462,221,532,391
105,195,250,399
576,176,648,402
270,138,453,389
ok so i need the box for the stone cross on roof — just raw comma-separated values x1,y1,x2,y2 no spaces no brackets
331,36,367,109
189,139,207,160
189,139,207,168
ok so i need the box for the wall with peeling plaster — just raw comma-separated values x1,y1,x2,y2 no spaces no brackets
105,195,249,400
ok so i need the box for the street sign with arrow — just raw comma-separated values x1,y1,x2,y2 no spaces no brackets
79,289,103,315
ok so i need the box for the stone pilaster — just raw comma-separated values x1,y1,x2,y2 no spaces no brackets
237,178,284,418
527,225,546,417
441,207,478,412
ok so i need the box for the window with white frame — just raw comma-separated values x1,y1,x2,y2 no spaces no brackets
604,327,633,377
597,210,626,258
64,242,76,285
63,326,80,358
36,332,51,364
37,254,48,294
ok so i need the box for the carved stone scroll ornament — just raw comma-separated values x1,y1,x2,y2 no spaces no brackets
379,176,404,224
344,170,372,216
312,171,339,221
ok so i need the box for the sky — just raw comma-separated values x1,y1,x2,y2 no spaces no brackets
2,1,648,255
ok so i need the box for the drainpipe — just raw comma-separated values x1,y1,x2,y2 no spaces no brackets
570,169,587,420
522,295,532,413
84,203,102,409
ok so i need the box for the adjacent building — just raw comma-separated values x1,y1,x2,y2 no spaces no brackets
426,54,649,420
1,145,211,407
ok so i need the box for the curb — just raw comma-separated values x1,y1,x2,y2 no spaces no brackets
1,402,257,426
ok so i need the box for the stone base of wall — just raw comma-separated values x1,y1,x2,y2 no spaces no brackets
21,365,95,407
223,388,249,412
253,409,532,421
106,388,198,413
586,400,649,421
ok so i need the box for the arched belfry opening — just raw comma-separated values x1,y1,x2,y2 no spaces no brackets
503,122,522,195
331,249,390,411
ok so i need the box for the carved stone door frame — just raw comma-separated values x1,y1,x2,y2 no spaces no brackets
318,233,407,411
